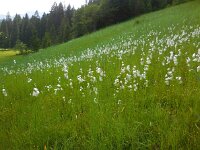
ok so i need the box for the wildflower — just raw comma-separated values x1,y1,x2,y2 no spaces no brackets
144,80,149,87
128,85,132,89
27,78,32,83
170,51,174,60
99,76,103,81
2,88,7,97
96,67,105,77
64,73,68,79
121,67,125,74
165,74,173,85
63,65,69,79
32,88,40,97
93,87,98,95
54,89,58,95
118,100,122,105
173,56,178,65
165,80,170,85
45,85,52,91
197,66,200,72
69,79,73,88
126,74,131,81
77,75,85,83
140,58,144,65
133,83,138,91
120,85,125,90
63,65,68,73
146,57,151,65
178,49,181,56
80,68,83,74
91,76,97,83
144,65,149,71
68,99,72,104
176,77,183,84
58,77,61,83
162,61,165,66
126,65,130,72
96,67,102,74
114,79,119,86
80,86,83,92
63,96,66,102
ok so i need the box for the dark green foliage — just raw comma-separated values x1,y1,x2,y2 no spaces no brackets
0,32,8,48
14,40,28,54
0,0,191,51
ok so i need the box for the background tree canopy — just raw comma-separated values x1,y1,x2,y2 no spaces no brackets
0,0,190,51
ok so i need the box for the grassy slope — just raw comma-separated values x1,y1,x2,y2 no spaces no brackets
0,0,199,66
0,1,200,149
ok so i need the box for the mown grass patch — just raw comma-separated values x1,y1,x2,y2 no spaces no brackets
0,50,19,59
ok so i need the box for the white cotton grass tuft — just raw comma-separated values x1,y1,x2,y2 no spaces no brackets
32,88,40,97
2,88,8,97
77,75,85,83
27,78,32,83
197,66,200,72
176,76,183,84
63,96,66,102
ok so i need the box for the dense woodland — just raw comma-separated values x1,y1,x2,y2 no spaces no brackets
0,0,190,52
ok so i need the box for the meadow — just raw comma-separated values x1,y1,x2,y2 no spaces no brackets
0,1,200,149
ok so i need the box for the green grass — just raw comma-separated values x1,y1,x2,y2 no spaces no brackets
1,0,199,67
0,1,200,149
0,50,19,62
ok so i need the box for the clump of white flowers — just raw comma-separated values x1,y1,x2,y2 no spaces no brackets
192,49,200,62
63,65,68,79
77,75,85,83
45,85,52,91
32,88,40,97
176,76,183,84
1,23,200,106
54,84,63,95
96,67,106,81
165,68,175,85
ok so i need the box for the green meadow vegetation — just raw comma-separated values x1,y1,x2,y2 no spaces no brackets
0,1,200,149
0,50,19,62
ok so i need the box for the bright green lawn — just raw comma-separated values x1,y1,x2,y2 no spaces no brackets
0,50,19,62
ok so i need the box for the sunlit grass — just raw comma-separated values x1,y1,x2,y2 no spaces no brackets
0,50,19,58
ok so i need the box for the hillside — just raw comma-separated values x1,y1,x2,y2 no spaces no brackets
0,0,187,51
0,1,200,149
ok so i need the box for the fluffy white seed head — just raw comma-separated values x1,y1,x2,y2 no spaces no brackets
2,88,8,97
32,88,40,97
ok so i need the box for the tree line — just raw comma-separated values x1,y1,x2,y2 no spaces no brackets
0,0,190,52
